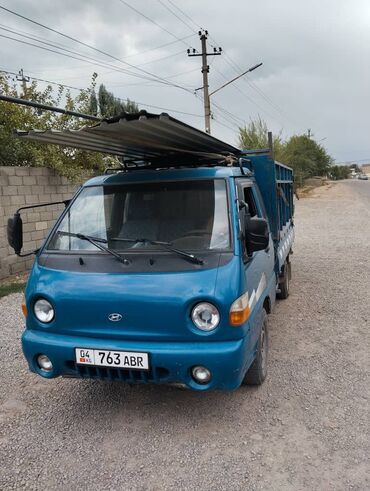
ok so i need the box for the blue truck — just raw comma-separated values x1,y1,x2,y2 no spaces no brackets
7,112,294,390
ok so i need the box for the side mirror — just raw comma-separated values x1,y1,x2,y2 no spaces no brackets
7,213,23,255
245,216,269,253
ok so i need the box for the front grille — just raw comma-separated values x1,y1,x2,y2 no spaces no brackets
65,361,170,383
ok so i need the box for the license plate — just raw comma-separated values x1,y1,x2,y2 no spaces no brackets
75,348,149,370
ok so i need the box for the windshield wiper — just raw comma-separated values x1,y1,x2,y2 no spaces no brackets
56,231,129,265
111,237,204,265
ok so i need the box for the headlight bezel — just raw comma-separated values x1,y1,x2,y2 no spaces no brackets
191,302,220,332
33,298,55,323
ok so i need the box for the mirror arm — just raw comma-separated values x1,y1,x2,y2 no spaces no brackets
10,200,70,256
16,199,70,214
17,248,40,257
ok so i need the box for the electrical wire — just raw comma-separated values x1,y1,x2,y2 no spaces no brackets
153,2,260,129
0,32,193,93
117,34,195,60
0,68,86,92
194,92,242,131
0,67,204,118
211,64,282,125
0,21,195,62
165,1,201,31
221,50,297,120
0,4,193,93
212,44,304,130
117,0,190,46
136,49,184,67
157,0,195,33
158,2,301,130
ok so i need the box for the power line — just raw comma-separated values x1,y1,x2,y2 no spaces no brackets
136,48,184,67
117,0,191,46
117,34,195,60
0,68,85,92
0,33,172,86
160,4,272,130
211,64,285,127
146,3,243,133
160,3,301,130
212,100,246,127
0,4,193,93
0,67,204,118
194,92,242,131
157,0,195,33
0,31,194,93
0,3,243,131
214,47,303,129
165,1,201,31
0,21,195,62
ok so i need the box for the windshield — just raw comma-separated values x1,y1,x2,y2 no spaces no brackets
47,179,231,252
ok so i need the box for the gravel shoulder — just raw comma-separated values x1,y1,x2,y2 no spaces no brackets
0,180,369,490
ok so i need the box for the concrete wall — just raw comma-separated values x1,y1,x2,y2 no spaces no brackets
0,166,78,280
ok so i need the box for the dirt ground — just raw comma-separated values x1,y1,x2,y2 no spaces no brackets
0,180,369,490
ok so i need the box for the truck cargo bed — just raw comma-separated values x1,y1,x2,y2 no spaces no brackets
242,153,294,269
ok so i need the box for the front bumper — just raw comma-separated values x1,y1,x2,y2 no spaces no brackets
22,330,252,391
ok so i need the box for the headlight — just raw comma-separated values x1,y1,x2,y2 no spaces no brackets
34,298,54,323
191,302,220,331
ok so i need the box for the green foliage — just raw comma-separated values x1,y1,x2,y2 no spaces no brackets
329,165,351,180
239,117,285,160
280,135,333,186
239,118,335,186
94,83,138,118
0,73,137,182
0,281,26,299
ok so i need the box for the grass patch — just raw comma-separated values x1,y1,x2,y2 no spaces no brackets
0,282,26,299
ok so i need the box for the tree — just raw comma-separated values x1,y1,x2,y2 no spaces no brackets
0,73,138,181
280,135,333,185
329,165,351,180
238,116,285,160
93,84,138,118
238,117,334,186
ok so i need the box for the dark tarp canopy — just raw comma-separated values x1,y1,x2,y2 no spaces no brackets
15,111,241,166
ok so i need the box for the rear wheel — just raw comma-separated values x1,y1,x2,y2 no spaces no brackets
277,259,291,299
243,310,268,386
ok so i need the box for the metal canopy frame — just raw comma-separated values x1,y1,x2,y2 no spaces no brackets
15,111,241,168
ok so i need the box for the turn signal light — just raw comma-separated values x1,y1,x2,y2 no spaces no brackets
21,303,28,318
229,292,250,326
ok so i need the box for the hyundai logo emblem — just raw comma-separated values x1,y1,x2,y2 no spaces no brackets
108,313,122,322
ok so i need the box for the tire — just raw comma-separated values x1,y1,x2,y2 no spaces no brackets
243,310,268,386
277,259,291,299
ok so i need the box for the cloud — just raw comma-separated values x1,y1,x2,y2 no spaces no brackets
1,0,370,162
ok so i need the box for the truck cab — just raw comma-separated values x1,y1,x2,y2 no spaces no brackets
8,113,294,390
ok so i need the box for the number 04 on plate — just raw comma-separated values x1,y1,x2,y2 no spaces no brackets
75,348,149,370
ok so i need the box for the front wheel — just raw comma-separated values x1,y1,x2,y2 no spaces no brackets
243,310,268,386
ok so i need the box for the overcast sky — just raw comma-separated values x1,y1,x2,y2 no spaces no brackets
1,0,370,163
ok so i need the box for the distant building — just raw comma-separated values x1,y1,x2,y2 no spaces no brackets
362,164,370,177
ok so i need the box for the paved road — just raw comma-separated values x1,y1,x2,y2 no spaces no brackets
350,179,370,202
0,180,369,490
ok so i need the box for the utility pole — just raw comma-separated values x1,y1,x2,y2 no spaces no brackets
187,30,222,134
16,68,30,99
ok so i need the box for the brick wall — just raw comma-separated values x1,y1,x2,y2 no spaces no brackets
0,166,78,280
